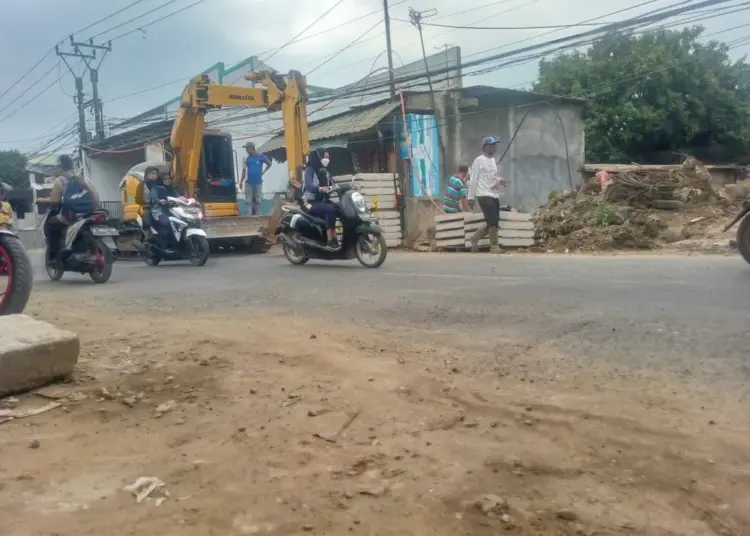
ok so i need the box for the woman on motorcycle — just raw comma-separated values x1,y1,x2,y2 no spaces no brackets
302,148,338,249
149,173,178,251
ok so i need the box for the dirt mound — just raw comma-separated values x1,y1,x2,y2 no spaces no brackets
535,159,740,252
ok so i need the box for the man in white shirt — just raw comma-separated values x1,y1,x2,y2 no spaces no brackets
467,136,508,253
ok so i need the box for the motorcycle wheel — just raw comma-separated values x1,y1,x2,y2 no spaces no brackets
282,235,309,265
45,249,64,281
355,232,387,268
89,240,114,284
188,235,210,267
736,216,750,264
142,242,161,266
0,234,33,315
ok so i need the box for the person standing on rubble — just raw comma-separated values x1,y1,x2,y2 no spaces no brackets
467,136,508,254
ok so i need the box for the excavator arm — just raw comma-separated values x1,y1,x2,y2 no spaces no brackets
170,70,310,199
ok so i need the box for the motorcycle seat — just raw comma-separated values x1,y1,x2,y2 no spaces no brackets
286,206,327,227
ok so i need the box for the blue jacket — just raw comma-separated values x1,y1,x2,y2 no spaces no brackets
302,166,323,203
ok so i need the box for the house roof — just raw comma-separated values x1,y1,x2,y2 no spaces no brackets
84,120,174,153
260,99,401,153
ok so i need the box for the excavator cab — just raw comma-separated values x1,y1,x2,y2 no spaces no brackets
196,130,238,217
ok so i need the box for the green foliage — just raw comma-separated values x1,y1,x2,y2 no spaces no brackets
0,150,28,188
588,200,625,228
548,189,563,200
534,27,750,163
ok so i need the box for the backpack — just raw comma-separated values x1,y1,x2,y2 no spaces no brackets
62,176,94,216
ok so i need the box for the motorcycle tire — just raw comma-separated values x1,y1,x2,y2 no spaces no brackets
736,216,750,265
89,240,114,284
0,234,33,315
188,235,210,267
355,232,387,268
45,249,64,281
282,235,309,265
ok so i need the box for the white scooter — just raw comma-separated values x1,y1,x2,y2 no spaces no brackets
136,196,210,266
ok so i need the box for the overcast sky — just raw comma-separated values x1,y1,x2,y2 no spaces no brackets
0,0,747,155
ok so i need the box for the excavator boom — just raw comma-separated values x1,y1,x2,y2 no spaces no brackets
167,70,310,251
171,71,309,201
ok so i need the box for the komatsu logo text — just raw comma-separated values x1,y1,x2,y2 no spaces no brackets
228,94,255,101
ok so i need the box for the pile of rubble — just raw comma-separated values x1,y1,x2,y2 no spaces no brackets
534,158,745,252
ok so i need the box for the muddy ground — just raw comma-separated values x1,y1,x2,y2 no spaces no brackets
2,285,750,536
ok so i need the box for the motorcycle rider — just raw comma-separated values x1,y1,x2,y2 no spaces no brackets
38,154,100,266
140,166,161,228
302,148,338,249
149,172,178,252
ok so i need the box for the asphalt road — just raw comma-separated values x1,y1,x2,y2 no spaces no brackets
27,250,750,392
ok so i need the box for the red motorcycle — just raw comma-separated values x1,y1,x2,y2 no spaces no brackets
0,229,33,315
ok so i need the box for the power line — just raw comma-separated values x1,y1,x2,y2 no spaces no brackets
78,0,149,35
0,64,65,127
391,19,610,30
88,0,185,40
263,0,349,62
0,0,150,106
307,18,384,74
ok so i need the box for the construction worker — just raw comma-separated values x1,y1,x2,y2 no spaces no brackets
467,137,508,254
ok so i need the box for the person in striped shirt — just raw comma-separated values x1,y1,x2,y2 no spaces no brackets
441,164,470,213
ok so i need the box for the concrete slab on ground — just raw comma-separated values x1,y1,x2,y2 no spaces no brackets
0,315,80,397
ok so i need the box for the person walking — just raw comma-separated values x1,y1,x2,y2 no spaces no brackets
467,136,508,254
239,141,272,216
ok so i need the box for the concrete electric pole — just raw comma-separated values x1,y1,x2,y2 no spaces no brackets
55,36,112,148
383,0,397,99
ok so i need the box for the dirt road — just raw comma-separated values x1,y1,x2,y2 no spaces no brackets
2,253,750,535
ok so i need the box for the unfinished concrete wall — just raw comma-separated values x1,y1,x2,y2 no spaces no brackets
506,102,585,212
456,97,584,212
83,149,145,202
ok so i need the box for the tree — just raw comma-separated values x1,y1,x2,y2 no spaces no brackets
0,150,28,188
534,27,750,164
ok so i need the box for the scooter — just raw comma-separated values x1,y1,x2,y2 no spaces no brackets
0,186,33,314
275,181,388,268
45,209,119,284
136,196,210,267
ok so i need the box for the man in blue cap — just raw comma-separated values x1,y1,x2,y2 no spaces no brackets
467,136,508,253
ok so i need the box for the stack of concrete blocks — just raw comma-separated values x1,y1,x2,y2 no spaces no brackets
335,173,403,248
434,211,535,249
463,212,535,248
434,213,466,249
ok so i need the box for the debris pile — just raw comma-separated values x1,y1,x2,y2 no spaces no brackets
534,158,741,252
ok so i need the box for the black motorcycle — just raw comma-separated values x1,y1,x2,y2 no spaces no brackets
275,183,388,268
45,209,119,283
723,199,750,264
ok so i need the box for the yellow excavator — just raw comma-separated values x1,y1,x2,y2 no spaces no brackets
119,70,310,253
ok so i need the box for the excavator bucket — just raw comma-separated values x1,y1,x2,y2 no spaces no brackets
202,215,274,253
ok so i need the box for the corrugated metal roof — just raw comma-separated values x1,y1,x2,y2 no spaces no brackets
260,100,400,153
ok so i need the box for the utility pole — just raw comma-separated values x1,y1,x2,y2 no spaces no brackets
383,0,397,99
408,8,438,98
408,7,446,177
56,35,112,150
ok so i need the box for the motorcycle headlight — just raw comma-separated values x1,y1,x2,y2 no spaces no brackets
351,191,367,212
